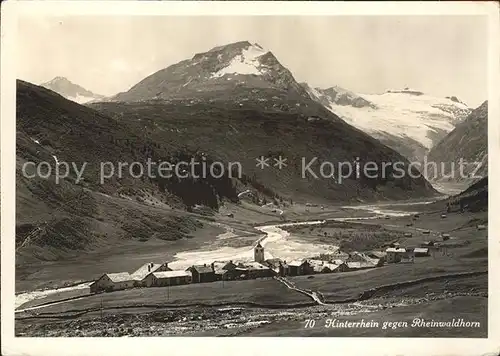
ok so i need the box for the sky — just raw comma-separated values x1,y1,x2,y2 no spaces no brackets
17,15,488,107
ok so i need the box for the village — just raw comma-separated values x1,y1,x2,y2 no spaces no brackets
89,234,443,294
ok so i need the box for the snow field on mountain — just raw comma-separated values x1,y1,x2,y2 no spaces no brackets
211,45,267,78
325,92,469,149
67,94,97,104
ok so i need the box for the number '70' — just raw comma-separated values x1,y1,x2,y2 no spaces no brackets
304,319,316,328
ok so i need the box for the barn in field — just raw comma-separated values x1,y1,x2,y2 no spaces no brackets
235,262,274,279
90,272,135,293
401,247,415,263
288,259,313,276
212,260,239,280
309,260,330,274
278,261,289,277
131,262,172,285
346,261,377,271
385,247,406,263
264,258,291,276
186,264,215,283
214,269,228,281
367,251,386,259
330,262,349,273
308,259,349,274
142,270,192,287
414,247,430,257
222,261,238,271
347,252,383,267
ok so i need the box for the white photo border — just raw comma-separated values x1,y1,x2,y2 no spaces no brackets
1,1,499,355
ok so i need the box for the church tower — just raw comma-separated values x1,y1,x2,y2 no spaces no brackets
254,242,265,263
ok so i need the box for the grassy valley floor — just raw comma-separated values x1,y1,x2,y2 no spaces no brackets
16,274,486,337
14,199,386,293
15,200,488,337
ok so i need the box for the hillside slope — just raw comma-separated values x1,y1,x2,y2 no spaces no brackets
447,177,488,213
426,101,488,184
16,80,239,264
93,98,439,204
303,84,471,162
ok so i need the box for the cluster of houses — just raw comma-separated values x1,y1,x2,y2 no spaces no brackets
89,241,432,294
385,246,429,263
383,238,459,263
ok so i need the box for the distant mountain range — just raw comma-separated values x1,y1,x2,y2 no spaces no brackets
41,77,106,104
43,42,477,166
303,84,471,162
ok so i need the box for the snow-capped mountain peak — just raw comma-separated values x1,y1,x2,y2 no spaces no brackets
304,84,471,161
113,40,310,102
210,43,269,78
44,76,67,86
41,77,105,104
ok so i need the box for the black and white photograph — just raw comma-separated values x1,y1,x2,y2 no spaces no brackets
1,1,499,355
